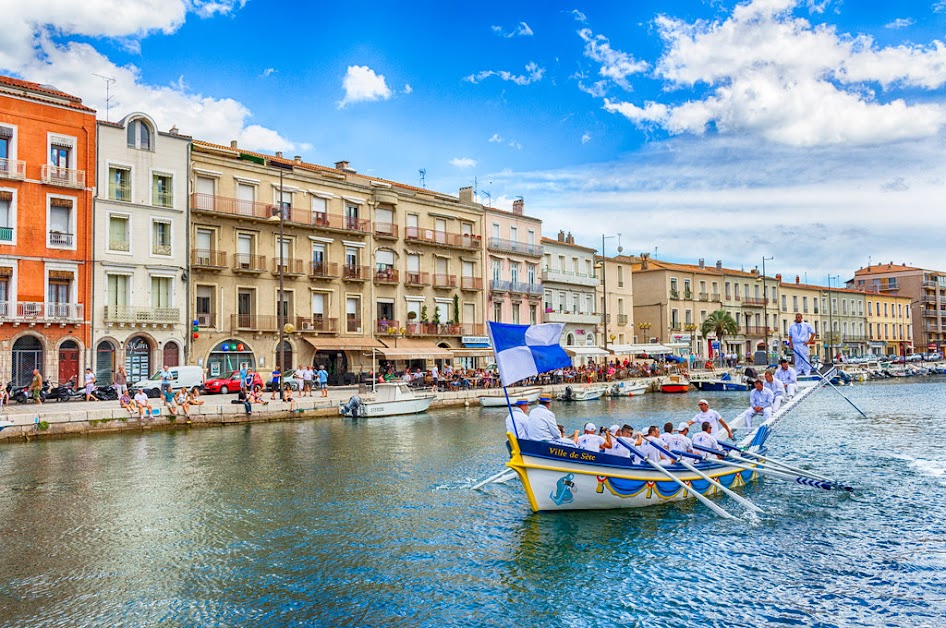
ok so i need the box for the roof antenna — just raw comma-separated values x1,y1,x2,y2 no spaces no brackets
482,190,491,208
92,73,116,122
418,168,426,188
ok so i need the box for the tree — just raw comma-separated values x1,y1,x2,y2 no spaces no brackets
420,305,429,323
700,309,739,363
452,294,460,325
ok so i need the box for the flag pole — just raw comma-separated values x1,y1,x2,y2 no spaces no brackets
501,383,519,439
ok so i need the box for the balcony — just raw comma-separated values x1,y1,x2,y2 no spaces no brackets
42,165,85,188
922,280,937,289
230,314,279,332
510,282,543,296
433,273,457,289
374,267,399,285
0,226,13,243
711,292,721,301
342,265,369,282
233,253,266,273
2,302,84,324
309,261,338,279
544,311,601,325
0,158,26,180
104,305,180,326
152,243,172,256
487,237,543,257
843,334,868,343
617,314,629,326
272,258,305,276
698,292,709,301
405,227,481,251
405,271,430,287
490,279,511,293
108,239,129,252
405,322,480,337
49,231,74,247
191,249,227,269
297,316,337,334
541,268,598,287
190,193,371,234
461,276,483,291
670,323,682,331
670,289,680,300
742,297,768,307
740,325,773,336
347,317,362,333
375,319,400,334
683,290,693,300
374,222,398,240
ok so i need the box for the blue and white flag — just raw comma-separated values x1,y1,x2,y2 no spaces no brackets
487,321,571,387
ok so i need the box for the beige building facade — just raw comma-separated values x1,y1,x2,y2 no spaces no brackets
484,198,543,327
595,254,634,353
541,231,603,363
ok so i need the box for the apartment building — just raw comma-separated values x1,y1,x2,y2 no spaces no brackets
541,231,604,363
484,198,543,326
595,254,634,353
0,76,95,385
630,256,723,359
718,266,781,359
93,113,190,383
849,263,941,353
189,142,486,382
864,292,913,356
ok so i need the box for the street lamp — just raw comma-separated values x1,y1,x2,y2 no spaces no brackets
825,274,839,364
599,233,623,352
761,256,773,363
269,158,293,400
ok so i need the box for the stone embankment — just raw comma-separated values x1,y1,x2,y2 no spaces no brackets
0,378,666,444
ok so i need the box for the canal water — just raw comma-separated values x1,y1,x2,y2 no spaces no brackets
1,379,945,627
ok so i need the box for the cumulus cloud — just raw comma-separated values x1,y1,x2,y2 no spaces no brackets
464,61,545,85
885,18,915,29
491,22,534,38
578,28,649,91
261,67,276,77
403,83,412,94
581,132,591,144
450,157,477,168
594,0,946,147
338,65,393,108
488,133,503,143
0,0,306,153
569,9,588,23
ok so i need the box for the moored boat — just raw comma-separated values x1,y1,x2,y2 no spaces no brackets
557,384,607,401
339,383,435,417
608,381,650,396
691,376,750,392
660,374,691,393
479,387,542,407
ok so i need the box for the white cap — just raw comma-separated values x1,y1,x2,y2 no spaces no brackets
677,422,690,432
610,424,620,434
698,399,709,405
584,422,596,432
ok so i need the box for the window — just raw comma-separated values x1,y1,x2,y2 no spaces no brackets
670,278,678,294
0,190,13,243
725,282,731,299
528,230,535,245
512,302,520,324
152,173,173,208
48,197,74,247
510,262,520,284
311,195,328,223
493,302,502,322
152,220,172,256
492,260,502,282
802,296,808,313
527,264,536,285
685,309,692,324
108,215,130,252
530,304,537,325
734,283,740,299
48,278,70,303
194,229,214,264
127,119,152,150
345,204,360,230
311,293,326,320
107,274,129,310
492,223,500,239
792,296,798,312
346,296,361,332
781,294,787,311
151,276,172,309
617,266,624,287
236,183,255,216
196,286,214,327
462,260,474,278
108,166,131,201
345,246,359,269
0,127,10,162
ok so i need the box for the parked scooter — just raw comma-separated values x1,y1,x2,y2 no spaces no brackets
10,380,49,404
50,376,86,402
90,384,118,401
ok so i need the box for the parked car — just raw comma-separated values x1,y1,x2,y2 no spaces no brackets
133,365,205,398
203,371,263,395
265,376,300,392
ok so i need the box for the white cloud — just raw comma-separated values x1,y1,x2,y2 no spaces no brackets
488,133,503,143
595,0,946,147
338,65,393,108
464,61,545,85
403,83,412,94
885,18,915,29
936,1,946,14
261,67,276,77
578,28,649,91
450,157,477,168
569,9,588,23
492,22,534,38
508,140,523,150
0,0,307,154
581,132,591,144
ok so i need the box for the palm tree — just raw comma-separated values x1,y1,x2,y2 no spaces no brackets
701,309,739,365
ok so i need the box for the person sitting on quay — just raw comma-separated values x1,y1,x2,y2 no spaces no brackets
763,370,786,413
175,389,190,421
775,358,798,398
162,387,177,416
283,383,295,412
691,422,722,459
691,399,734,440
576,422,612,452
119,389,135,416
187,387,204,410
133,388,152,420
738,379,775,430
236,387,253,416
505,398,531,438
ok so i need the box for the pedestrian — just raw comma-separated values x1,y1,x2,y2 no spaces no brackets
293,365,305,393
159,364,172,395
83,367,96,401
114,365,128,397
239,363,248,391
270,365,282,400
29,369,43,405
302,365,315,397
317,364,329,397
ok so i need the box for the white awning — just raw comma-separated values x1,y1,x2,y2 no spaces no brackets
608,343,675,355
565,347,610,356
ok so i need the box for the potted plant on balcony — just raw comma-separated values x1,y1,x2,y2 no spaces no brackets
450,295,462,334
407,310,418,334
432,307,441,333
420,305,432,334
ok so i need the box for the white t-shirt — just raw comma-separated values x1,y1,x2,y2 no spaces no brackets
692,409,726,436
303,368,315,382
134,391,149,406
692,431,720,456
774,365,797,385
576,433,605,451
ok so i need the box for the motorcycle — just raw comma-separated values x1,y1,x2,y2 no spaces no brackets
91,384,118,401
50,376,86,402
10,380,49,404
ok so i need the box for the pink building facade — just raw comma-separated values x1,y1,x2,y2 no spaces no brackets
483,199,543,326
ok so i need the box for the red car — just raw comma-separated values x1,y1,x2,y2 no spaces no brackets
203,371,263,395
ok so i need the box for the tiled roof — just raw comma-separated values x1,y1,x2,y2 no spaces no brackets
540,237,595,252
0,74,95,113
854,264,923,275
630,258,726,275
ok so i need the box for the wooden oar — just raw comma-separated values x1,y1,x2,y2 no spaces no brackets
693,444,854,491
471,468,517,491
790,347,868,419
646,440,763,514
717,442,835,483
616,437,736,519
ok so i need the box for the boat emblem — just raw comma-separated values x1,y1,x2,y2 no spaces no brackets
550,473,576,506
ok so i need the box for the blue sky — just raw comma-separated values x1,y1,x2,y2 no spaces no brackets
4,0,946,283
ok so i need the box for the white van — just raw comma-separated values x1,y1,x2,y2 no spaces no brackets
133,366,205,398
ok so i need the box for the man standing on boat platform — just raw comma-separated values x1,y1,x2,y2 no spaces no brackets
690,399,733,440
528,396,559,441
505,398,531,439
788,313,817,375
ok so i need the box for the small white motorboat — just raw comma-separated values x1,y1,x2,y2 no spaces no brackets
557,385,607,401
608,381,650,396
479,387,542,407
339,383,435,417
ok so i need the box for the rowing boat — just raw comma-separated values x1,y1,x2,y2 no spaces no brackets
504,367,832,512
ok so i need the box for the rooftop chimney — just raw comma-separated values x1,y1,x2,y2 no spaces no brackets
512,198,524,215
641,253,649,270
698,258,704,269
294,155,302,164
334,160,356,174
169,125,179,135
775,273,782,281
557,230,565,242
715,260,722,271
459,186,474,203
275,151,283,159
796,275,800,284
230,140,238,149
566,232,574,245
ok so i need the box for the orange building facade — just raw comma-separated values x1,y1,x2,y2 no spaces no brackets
0,76,96,386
